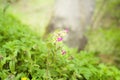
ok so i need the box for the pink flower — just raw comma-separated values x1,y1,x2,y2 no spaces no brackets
57,37,63,42
61,50,66,55
65,28,68,33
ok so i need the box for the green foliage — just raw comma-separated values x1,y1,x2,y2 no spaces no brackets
86,27,120,68
105,0,119,26
0,10,120,80
87,28,120,54
88,0,120,68
106,0,120,19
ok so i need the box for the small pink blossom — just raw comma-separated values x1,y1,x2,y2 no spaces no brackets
65,28,68,33
57,37,63,42
61,50,66,55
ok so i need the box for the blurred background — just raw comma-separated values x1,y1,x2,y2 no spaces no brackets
0,0,120,68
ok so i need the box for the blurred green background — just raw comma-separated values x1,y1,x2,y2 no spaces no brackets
0,0,54,36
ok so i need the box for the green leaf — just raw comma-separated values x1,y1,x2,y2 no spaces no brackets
9,60,15,73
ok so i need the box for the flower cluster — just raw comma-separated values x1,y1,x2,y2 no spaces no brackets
52,28,68,55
